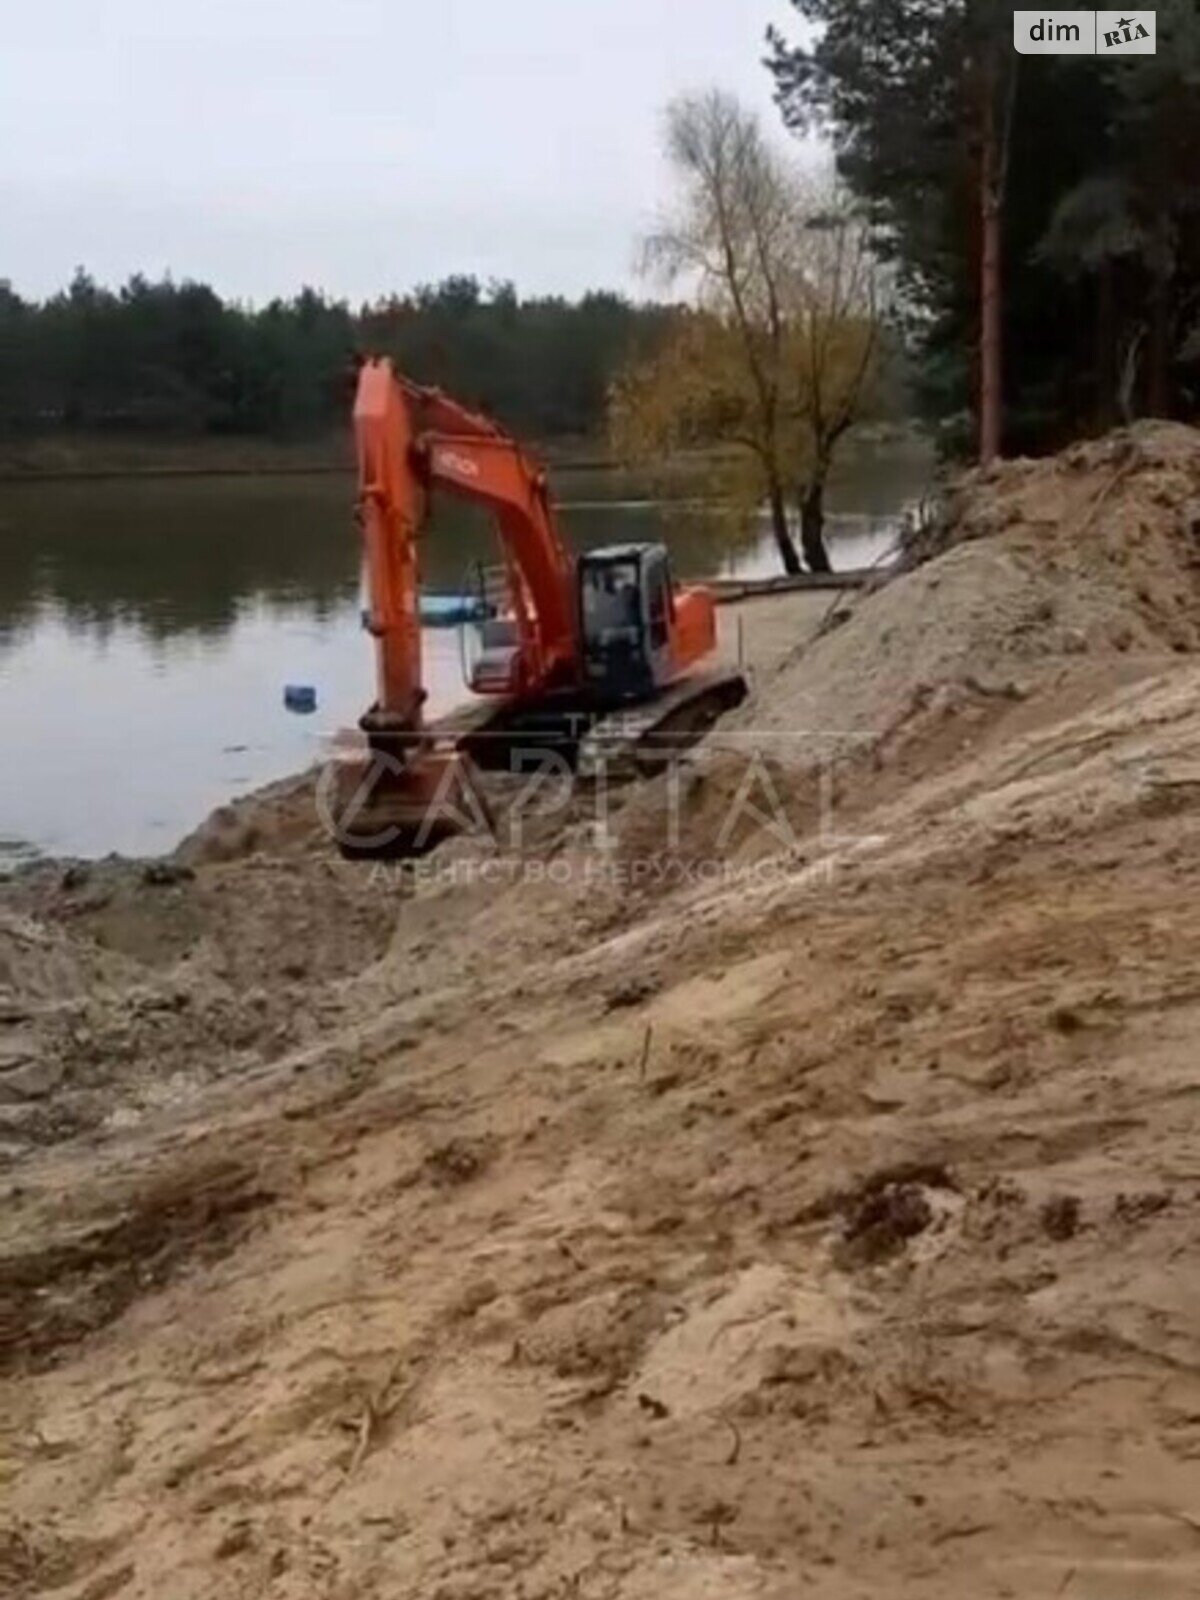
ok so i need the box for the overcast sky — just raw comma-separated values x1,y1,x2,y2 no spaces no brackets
2,0,811,306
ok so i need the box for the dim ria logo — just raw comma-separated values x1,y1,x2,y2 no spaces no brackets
1014,11,1156,54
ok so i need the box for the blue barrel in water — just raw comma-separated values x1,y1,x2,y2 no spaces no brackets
283,684,318,714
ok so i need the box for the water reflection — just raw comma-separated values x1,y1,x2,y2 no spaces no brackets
0,446,928,652
0,476,360,652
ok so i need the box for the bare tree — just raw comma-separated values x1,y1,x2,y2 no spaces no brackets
616,90,883,574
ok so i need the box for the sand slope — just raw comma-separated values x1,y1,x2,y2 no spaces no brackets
3,425,1200,1599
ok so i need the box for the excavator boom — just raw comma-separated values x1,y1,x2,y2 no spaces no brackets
355,358,576,729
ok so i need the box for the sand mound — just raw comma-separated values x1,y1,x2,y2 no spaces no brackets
609,423,1200,873
749,422,1200,746
0,850,399,1157
173,770,323,865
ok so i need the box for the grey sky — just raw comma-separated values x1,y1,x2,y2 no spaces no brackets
2,0,809,305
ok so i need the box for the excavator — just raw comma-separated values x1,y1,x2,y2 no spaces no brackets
325,357,745,856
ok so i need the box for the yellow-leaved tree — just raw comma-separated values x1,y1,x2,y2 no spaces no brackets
610,89,883,574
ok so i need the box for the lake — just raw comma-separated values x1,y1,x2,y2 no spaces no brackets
0,442,931,863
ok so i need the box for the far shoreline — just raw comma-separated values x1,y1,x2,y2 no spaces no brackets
0,432,625,484
0,422,929,485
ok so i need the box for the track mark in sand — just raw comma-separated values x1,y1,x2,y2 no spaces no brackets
0,1156,274,1374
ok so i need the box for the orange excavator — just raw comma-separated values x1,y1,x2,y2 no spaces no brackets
326,358,744,856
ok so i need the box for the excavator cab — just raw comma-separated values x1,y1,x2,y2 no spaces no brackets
578,543,677,701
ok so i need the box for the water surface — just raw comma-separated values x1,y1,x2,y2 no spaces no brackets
0,444,930,861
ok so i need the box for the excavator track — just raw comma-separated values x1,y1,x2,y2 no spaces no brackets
575,667,748,781
328,669,747,859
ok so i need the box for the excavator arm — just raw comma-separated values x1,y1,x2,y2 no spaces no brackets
354,357,577,729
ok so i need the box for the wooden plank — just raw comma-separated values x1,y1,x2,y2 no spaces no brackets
707,569,881,603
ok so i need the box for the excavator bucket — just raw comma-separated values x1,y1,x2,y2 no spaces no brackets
319,747,495,860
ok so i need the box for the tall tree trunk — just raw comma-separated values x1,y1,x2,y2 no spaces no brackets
1095,260,1116,431
767,474,802,575
799,478,832,574
1147,269,1171,418
979,60,1004,465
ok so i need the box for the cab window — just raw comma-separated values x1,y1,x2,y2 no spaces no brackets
582,561,640,641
